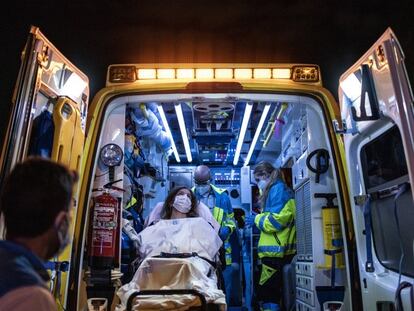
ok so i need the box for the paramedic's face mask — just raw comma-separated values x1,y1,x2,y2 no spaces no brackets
173,194,192,214
255,174,270,191
196,182,211,197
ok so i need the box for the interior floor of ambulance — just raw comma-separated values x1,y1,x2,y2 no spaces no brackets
86,92,350,310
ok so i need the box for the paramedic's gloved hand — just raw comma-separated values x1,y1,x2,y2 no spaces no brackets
245,213,257,228
219,226,231,241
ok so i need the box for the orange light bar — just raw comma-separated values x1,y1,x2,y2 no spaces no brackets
273,68,291,79
157,69,175,79
234,69,252,79
177,69,194,79
253,68,272,79
138,69,156,79
196,69,214,79
110,65,319,83
215,69,233,79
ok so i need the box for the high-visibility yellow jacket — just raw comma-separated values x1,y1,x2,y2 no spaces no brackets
255,180,296,259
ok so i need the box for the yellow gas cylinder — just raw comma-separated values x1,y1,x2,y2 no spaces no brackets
315,193,344,268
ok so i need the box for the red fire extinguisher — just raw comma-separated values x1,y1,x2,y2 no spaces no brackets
88,180,123,269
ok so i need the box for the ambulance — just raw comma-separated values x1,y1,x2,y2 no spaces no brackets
0,26,413,311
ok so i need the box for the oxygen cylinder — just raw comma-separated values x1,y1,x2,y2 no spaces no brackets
315,193,344,268
88,190,119,269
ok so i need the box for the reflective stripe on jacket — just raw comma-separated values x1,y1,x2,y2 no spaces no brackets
255,180,296,258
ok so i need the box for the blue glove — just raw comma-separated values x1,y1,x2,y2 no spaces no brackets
245,213,257,228
219,226,231,241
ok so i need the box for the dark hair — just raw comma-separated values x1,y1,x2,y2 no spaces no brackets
0,157,78,238
161,186,198,219
253,161,283,209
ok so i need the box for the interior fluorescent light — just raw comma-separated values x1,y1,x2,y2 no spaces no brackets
244,104,271,166
233,103,253,165
174,103,192,162
157,105,180,162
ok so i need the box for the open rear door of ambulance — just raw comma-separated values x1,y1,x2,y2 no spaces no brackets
0,26,89,309
338,28,414,310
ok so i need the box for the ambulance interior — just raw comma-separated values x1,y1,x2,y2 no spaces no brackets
80,92,355,311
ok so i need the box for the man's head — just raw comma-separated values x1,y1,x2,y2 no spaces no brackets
0,157,78,258
194,165,211,196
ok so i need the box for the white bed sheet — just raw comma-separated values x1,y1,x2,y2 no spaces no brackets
116,218,226,310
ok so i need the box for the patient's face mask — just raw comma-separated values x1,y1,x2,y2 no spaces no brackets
173,194,192,213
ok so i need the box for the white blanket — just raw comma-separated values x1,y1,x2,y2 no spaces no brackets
116,257,226,310
138,217,222,261
116,218,226,310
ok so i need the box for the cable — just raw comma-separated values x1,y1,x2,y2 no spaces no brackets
57,296,67,311
393,183,409,311
394,184,408,285
306,149,330,183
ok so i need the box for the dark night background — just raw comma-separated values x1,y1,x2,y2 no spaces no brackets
0,1,413,144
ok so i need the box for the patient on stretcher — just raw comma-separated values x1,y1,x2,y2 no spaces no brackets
116,187,226,310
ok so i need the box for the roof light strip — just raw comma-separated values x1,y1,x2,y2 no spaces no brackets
244,103,271,166
233,103,253,165
175,103,192,163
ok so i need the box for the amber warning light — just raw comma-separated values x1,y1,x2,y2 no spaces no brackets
108,65,320,84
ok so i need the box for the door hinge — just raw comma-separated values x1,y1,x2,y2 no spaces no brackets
332,119,358,135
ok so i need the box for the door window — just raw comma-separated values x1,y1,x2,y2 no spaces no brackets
360,126,414,277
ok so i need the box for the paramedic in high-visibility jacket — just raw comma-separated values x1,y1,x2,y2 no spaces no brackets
245,161,296,311
192,165,236,302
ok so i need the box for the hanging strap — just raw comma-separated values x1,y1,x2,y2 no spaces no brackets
362,195,374,272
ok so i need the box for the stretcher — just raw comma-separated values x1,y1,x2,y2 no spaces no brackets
115,218,227,311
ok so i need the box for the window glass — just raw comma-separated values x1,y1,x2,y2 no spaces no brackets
27,92,55,158
361,126,407,190
360,125,414,276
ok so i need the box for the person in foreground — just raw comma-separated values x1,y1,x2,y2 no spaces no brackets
245,161,296,311
0,158,77,311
